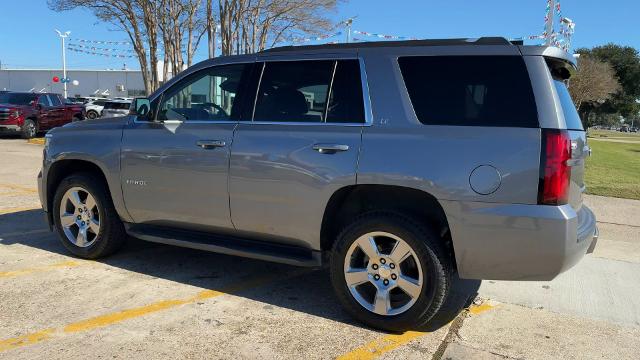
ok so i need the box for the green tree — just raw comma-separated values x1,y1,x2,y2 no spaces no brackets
575,44,640,119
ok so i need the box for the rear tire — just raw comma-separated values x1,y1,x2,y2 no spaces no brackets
52,172,126,259
21,119,37,139
330,211,451,331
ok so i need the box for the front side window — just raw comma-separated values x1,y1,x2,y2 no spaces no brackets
158,64,248,122
398,56,538,127
253,60,365,124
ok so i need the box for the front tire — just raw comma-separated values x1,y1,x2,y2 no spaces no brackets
330,211,451,331
52,173,126,259
21,119,37,139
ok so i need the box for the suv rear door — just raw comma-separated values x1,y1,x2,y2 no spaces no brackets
121,63,252,231
228,58,367,248
47,94,67,127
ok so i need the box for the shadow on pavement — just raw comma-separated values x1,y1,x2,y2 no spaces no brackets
0,209,480,332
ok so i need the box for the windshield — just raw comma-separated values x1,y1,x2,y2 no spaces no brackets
0,93,37,106
554,80,584,131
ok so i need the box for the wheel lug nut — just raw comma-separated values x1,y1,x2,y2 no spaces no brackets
77,215,81,220
390,263,395,269
383,279,389,285
373,274,380,280
380,258,386,264
391,274,397,280
81,221,85,226
79,208,83,213
372,264,378,270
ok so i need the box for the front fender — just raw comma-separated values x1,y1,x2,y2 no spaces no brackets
41,118,132,223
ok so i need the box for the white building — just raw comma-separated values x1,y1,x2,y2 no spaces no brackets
0,69,146,98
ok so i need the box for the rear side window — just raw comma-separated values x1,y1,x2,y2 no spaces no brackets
48,95,62,106
554,80,584,130
398,56,538,127
252,60,365,123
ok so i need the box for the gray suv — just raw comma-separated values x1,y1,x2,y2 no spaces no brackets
38,37,598,331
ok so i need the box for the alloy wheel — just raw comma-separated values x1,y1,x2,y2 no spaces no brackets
343,231,423,316
59,186,101,248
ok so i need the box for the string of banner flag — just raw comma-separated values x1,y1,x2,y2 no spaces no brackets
353,30,418,41
71,38,132,46
67,47,138,58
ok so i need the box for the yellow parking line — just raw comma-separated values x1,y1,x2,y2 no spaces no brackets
0,269,307,353
0,206,41,215
0,184,38,194
27,138,45,145
0,329,55,352
336,301,497,360
0,260,84,279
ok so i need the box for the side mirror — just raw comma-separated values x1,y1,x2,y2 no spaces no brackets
130,97,152,120
36,104,43,111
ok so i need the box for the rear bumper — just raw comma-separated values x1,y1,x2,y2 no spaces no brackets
441,200,597,281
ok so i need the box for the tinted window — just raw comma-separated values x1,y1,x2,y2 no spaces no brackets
94,100,106,106
326,60,365,123
38,96,51,107
254,61,333,123
158,64,248,122
48,94,62,106
253,60,365,124
398,56,538,127
0,93,37,106
105,102,131,110
554,80,584,130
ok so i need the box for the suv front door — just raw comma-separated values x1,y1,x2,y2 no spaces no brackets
229,58,367,248
121,63,252,231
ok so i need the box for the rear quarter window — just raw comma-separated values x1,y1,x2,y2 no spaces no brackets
398,56,539,127
554,80,584,131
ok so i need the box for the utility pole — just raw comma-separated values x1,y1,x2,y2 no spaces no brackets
544,0,555,46
55,29,71,98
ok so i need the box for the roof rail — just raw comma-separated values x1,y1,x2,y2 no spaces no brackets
263,37,513,53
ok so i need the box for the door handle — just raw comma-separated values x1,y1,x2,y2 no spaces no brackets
312,143,349,154
197,140,226,149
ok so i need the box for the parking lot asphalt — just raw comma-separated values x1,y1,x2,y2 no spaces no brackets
0,138,639,359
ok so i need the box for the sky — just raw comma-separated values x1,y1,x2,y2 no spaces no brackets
0,0,638,70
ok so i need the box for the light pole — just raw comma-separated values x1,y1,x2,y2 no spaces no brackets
55,29,71,99
345,18,354,43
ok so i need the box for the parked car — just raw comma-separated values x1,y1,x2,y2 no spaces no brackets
100,100,132,118
0,92,84,138
39,37,597,331
84,99,109,119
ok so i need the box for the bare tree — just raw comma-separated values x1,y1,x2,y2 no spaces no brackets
49,0,342,92
217,0,339,56
569,56,621,111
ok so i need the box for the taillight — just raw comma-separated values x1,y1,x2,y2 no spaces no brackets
538,129,571,205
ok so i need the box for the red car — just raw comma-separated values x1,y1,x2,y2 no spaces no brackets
0,92,84,139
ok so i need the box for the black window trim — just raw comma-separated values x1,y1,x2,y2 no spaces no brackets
246,57,371,127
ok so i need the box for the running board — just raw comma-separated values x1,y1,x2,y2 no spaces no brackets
124,224,322,267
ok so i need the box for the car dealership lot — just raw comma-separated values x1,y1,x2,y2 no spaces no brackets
0,138,639,359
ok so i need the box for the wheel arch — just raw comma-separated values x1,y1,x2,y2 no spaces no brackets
46,159,123,225
320,184,456,270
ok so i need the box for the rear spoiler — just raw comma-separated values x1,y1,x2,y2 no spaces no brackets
519,46,576,79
